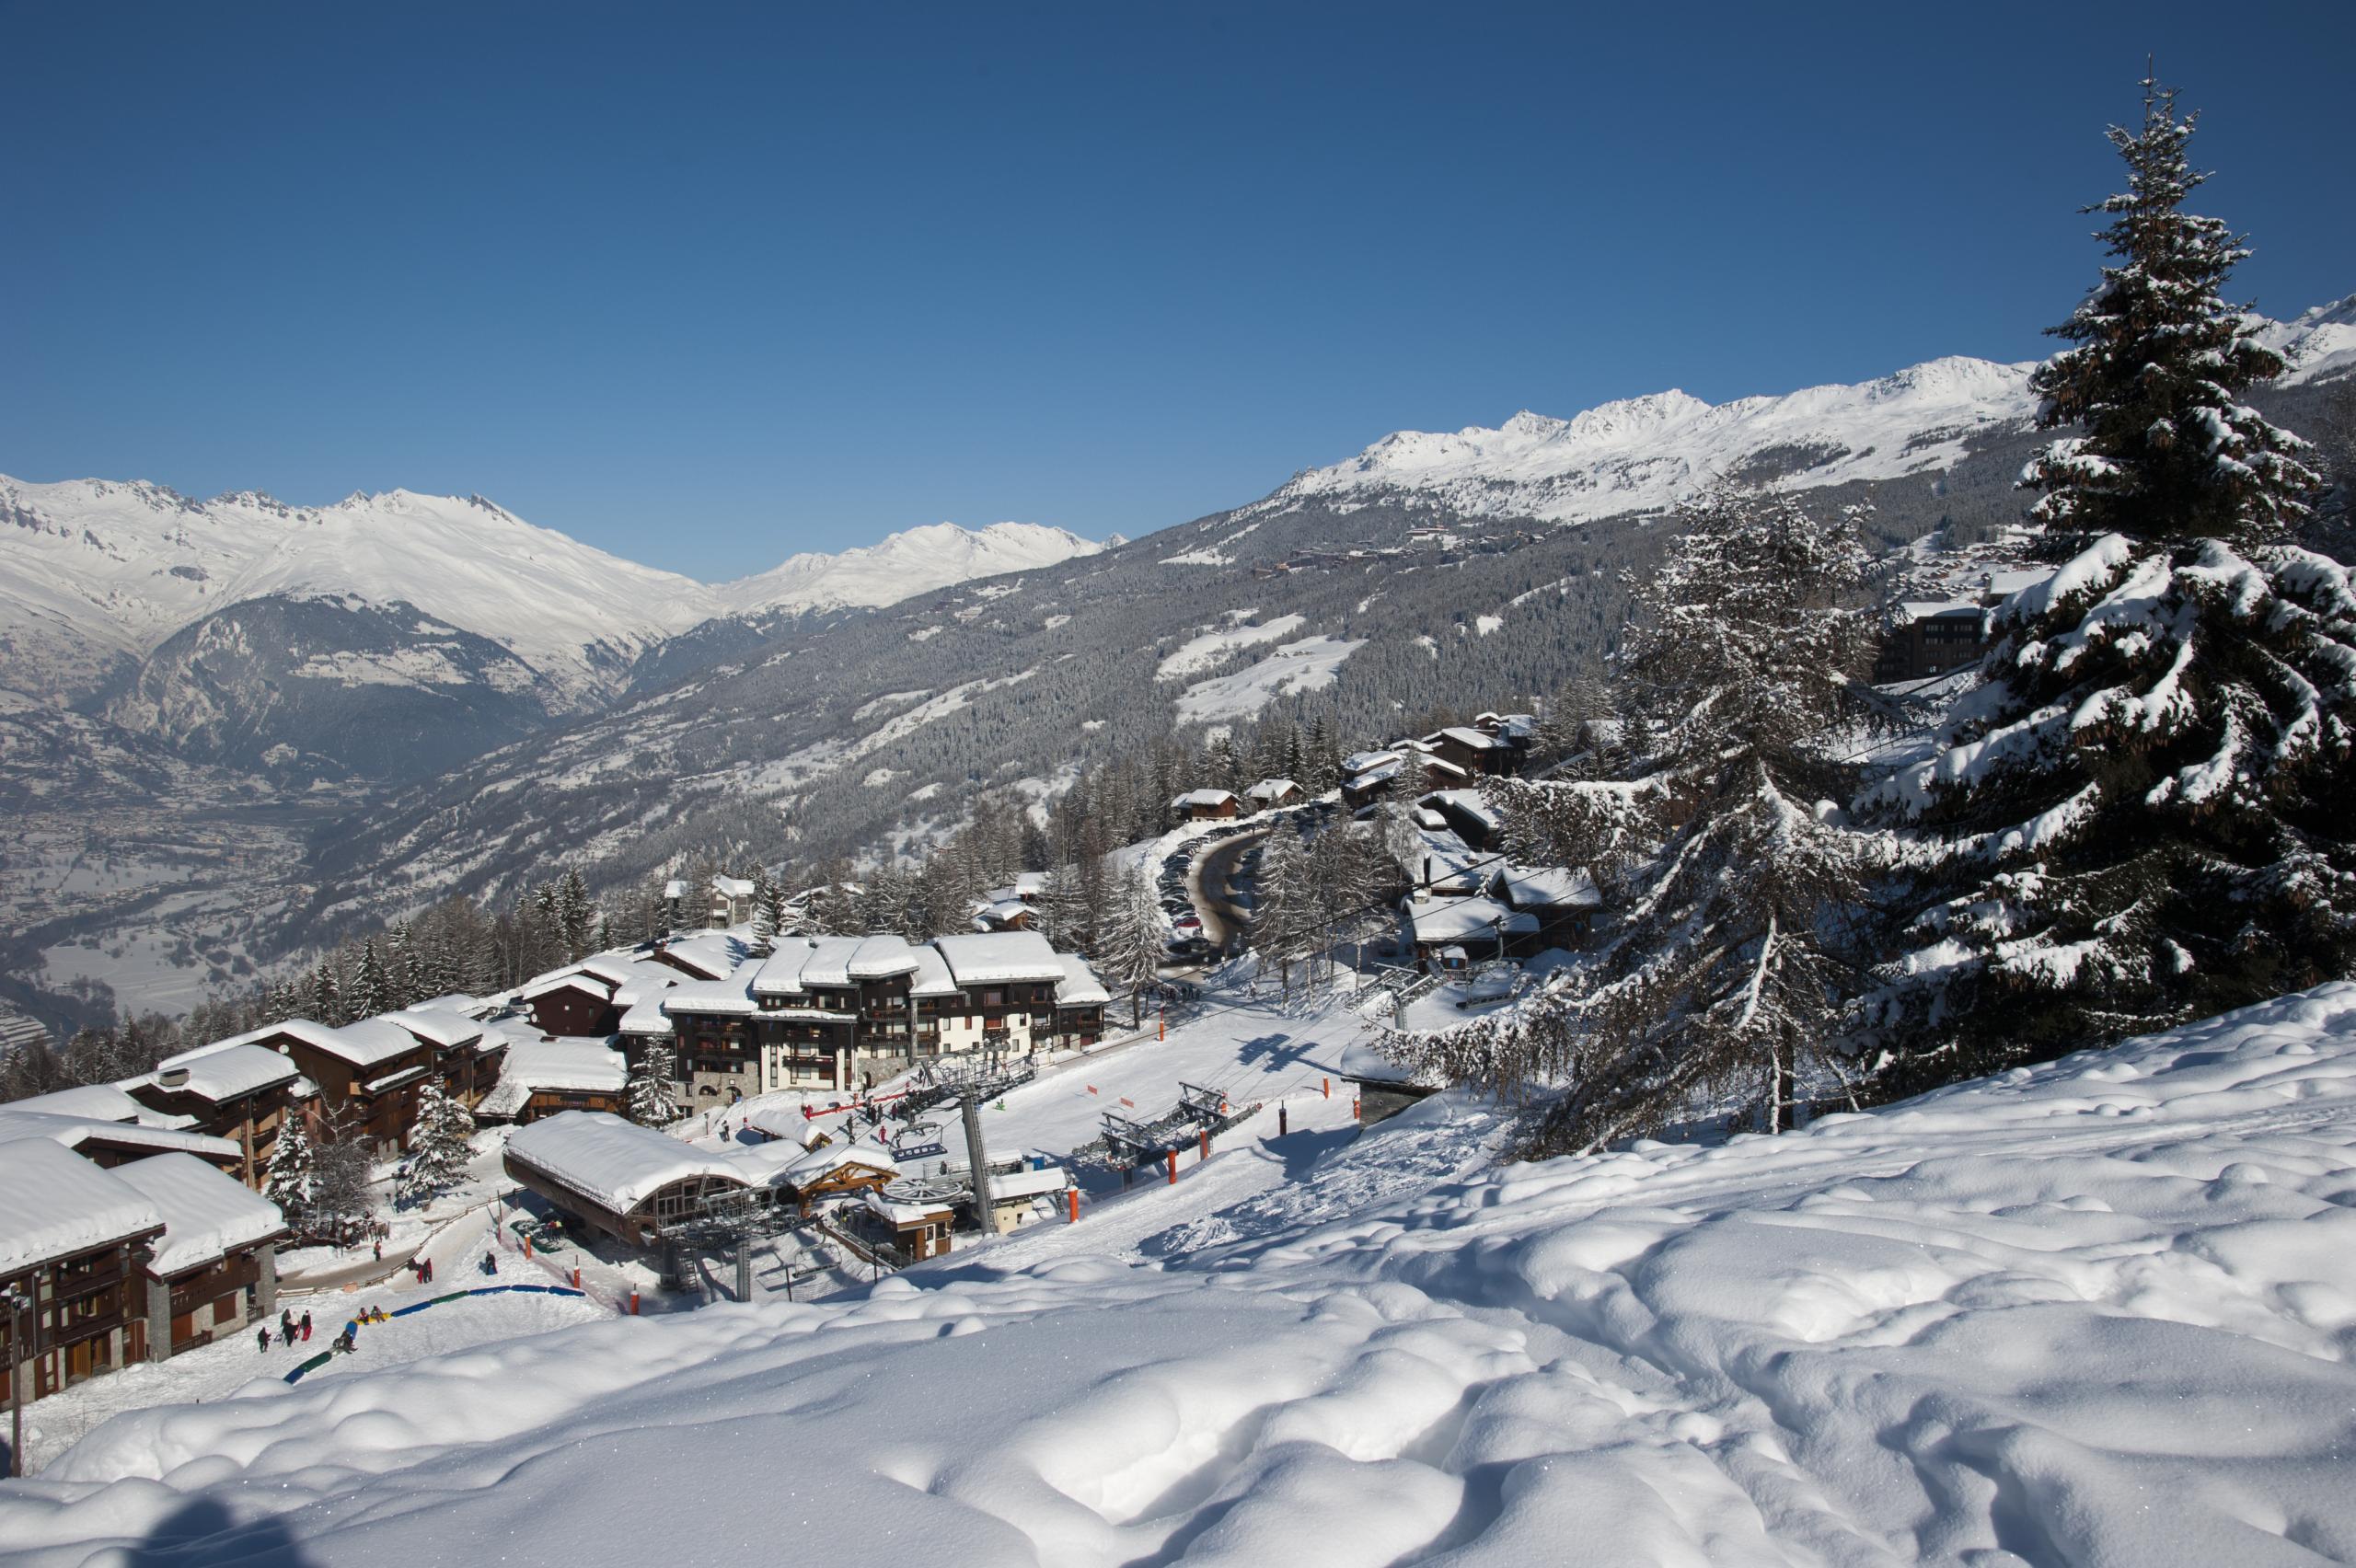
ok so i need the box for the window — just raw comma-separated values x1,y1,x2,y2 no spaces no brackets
984,989,1004,1007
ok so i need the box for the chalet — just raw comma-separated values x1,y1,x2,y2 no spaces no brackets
0,1138,165,1401
710,874,757,927
264,1017,447,1158
0,1101,247,1178
658,963,768,1103
1342,754,1406,811
1048,951,1112,1045
1170,789,1242,822
1875,601,1987,684
1402,894,1539,966
475,1039,629,1124
1423,726,1519,778
395,1004,505,1109
114,1153,287,1362
514,956,634,1038
1419,789,1506,851
1492,863,1603,951
125,1041,306,1185
649,933,744,981
1245,778,1304,812
973,898,1039,932
503,1112,758,1246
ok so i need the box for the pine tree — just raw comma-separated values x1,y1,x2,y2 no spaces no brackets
1393,490,1877,1149
557,870,595,962
398,1081,476,1204
1250,824,1321,1000
262,1121,315,1234
1101,868,1167,1026
2022,76,2319,548
308,961,343,1027
352,940,393,1020
1856,80,2356,1093
627,1040,682,1126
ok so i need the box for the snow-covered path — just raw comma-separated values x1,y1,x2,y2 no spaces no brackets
5,986,2355,1565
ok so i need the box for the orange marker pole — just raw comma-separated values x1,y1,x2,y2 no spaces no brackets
1198,1129,1210,1161
1353,1096,1361,1122
1322,1078,1330,1099
1067,1187,1079,1224
629,1291,641,1315
1165,1150,1177,1185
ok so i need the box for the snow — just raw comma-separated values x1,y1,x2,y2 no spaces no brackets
1050,953,1113,1009
0,1138,160,1274
110,1154,284,1278
934,931,1068,985
987,1166,1070,1201
1173,635,1366,723
503,1112,752,1215
141,1043,302,1105
1495,863,1601,908
1401,894,1539,945
710,521,1101,618
16,985,2356,1565
477,1040,628,1118
1156,615,1306,680
0,1085,150,1124
0,1111,241,1164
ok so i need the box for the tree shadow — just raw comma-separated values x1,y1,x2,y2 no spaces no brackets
121,1496,314,1566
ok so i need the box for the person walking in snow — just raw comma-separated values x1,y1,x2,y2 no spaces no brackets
373,1239,382,1262
300,1311,312,1342
484,1251,498,1276
424,1256,433,1284
279,1309,293,1342
257,1326,269,1354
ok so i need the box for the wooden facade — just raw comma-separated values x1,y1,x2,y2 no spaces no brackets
1,1231,160,1403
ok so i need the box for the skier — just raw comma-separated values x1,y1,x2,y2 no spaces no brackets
484,1251,499,1276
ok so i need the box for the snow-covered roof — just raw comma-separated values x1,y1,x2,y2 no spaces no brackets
654,933,744,980
1347,760,1405,788
660,974,758,1018
1052,953,1112,1009
710,875,756,900
386,1007,483,1050
849,936,925,980
0,1109,242,1163
1342,750,1401,774
517,969,618,1004
1246,778,1301,801
935,932,1068,986
617,999,676,1036
778,1139,900,1193
987,1165,1070,1202
1336,1039,1443,1090
505,1112,752,1216
742,1104,819,1147
1422,789,1504,836
1171,789,1240,809
1430,726,1509,751
663,878,687,900
149,1042,302,1103
113,1152,287,1278
1895,598,1982,623
797,937,870,989
316,1017,435,1070
1494,864,1601,909
5,1083,147,1124
205,1019,349,1059
907,944,960,999
403,993,493,1019
1403,895,1539,944
479,1040,628,1118
0,1137,162,1274
1011,871,1047,897
750,938,818,996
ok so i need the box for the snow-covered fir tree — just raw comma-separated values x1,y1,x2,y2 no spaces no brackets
1392,490,1877,1149
749,864,779,943
1251,824,1322,999
1855,81,2354,1093
262,1120,315,1231
352,939,393,1019
1100,868,1167,1026
627,1041,682,1126
308,1103,377,1245
556,870,595,963
2020,77,2318,548
398,1080,475,1204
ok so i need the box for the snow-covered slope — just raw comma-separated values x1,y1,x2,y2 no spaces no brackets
8,984,2354,1565
0,480,1103,710
712,520,1102,617
1263,296,2353,527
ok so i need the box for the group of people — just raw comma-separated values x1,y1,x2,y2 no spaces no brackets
256,1309,313,1352
410,1254,437,1285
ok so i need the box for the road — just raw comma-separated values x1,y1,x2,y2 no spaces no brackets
1186,826,1269,953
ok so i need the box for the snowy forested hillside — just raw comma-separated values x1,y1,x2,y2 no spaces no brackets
6,985,2353,1565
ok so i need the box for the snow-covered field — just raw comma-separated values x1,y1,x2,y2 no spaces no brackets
6,984,2354,1562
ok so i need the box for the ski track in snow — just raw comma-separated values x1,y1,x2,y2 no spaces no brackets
6,985,2356,1565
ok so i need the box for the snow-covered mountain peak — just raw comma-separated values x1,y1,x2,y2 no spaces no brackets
2252,293,2356,385
710,518,1102,617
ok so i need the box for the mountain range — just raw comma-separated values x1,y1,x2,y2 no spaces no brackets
2,294,2348,1023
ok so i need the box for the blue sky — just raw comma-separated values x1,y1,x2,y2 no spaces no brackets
4,3,2348,581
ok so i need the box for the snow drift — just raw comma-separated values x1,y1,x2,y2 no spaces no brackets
5,985,2355,1564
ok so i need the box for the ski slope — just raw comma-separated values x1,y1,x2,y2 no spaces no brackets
6,983,2356,1566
